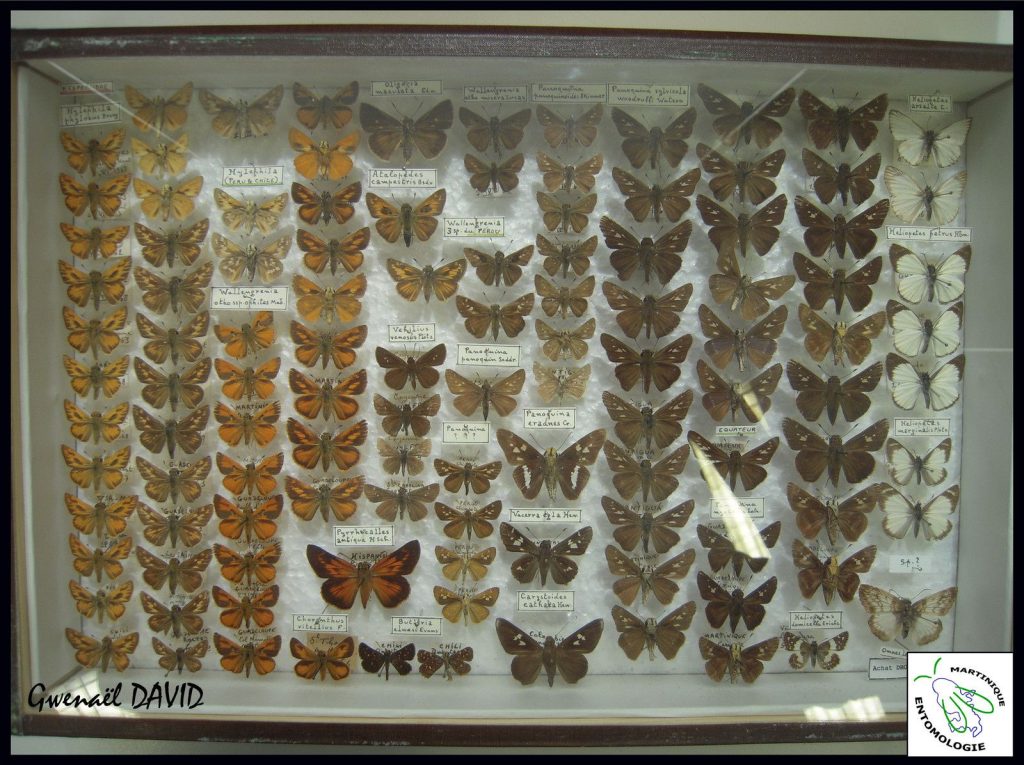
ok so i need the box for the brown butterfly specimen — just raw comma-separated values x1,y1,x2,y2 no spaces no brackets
696,193,787,259
603,440,690,503
134,357,210,413
418,646,475,681
134,261,212,316
782,417,889,487
131,133,189,177
134,219,209,268
216,451,284,497
63,355,128,400
386,257,465,302
697,521,781,576
61,444,130,492
697,84,795,148
61,128,126,175
63,399,129,444
376,343,446,390
213,311,274,360
537,191,597,234
456,293,534,340
786,359,882,424
436,544,496,583
65,493,136,538
296,228,369,276
859,585,958,645
213,188,288,236
292,321,366,371
460,106,531,153
434,458,502,496
496,428,606,501
140,590,209,638
500,523,593,586
464,244,533,286
360,642,416,680
66,629,139,673
534,276,593,320
601,282,691,341
434,585,500,625
533,363,591,404
377,438,430,477
709,250,795,322
601,333,692,394
361,482,438,523
212,583,279,629
69,534,132,583
212,232,290,285
696,143,785,205
800,91,888,151
799,304,886,367
59,256,131,310
136,502,213,549
286,475,363,522
124,81,193,133
213,633,281,678
215,357,280,401
536,317,596,361
701,636,779,684
287,418,367,471
601,496,693,555
606,545,695,606
213,493,283,543
613,602,696,661
435,500,502,540
293,80,358,130
536,103,603,149
698,572,778,632
132,404,208,458
134,175,204,222
787,482,878,544
291,180,361,226
136,545,212,594
291,637,354,682
69,580,133,623
537,152,603,193
792,540,877,606
802,150,881,207
687,431,780,493
373,393,440,437
289,127,359,181
446,368,526,421
198,84,284,139
291,368,364,422
782,631,849,671
214,541,281,586
360,99,453,163
60,222,129,260
495,617,603,687
63,305,127,358
697,359,783,423
793,252,881,313
293,273,366,324
153,638,208,676
536,234,598,278
465,153,525,193
136,455,210,505
137,311,209,367
795,196,890,260
612,166,699,224
308,539,421,609
601,390,691,452
600,216,691,285
59,172,131,218
610,106,696,168
699,304,787,373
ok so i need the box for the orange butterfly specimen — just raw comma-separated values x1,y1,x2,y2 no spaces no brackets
59,256,131,309
536,234,598,278
696,143,785,205
63,399,128,444
696,84,795,148
289,127,359,181
360,99,453,164
460,106,531,153
363,482,440,522
601,390,691,452
213,633,281,678
386,257,465,302
293,81,358,130
612,602,696,662
213,187,288,236
799,91,888,151
130,133,189,177
701,636,779,684
792,540,877,605
287,418,367,471
136,545,212,594
132,404,208,458
787,482,878,544
464,244,533,287
291,637,354,682
536,191,597,234
212,232,291,284
794,196,890,260
152,637,208,676
610,106,696,168
136,502,213,549
697,193,787,259
136,455,210,505
600,333,692,393
500,523,593,586
134,357,210,412
709,249,795,322
124,81,193,133
456,293,534,339
360,643,417,680
286,475,363,522
600,216,691,285
69,534,132,583
793,253,882,313
496,428,606,502
536,317,595,361
134,261,212,316
697,359,783,423
65,629,139,673
537,152,604,193
533,363,591,404
687,431,780,493
307,539,421,609
138,310,209,366
134,175,203,222
418,646,475,680
798,304,886,367
134,219,209,268
698,572,778,632
495,617,604,687
214,357,280,401
536,103,603,149
445,368,525,421
783,417,889,487
293,273,366,324
65,493,135,538
63,305,127,358
291,180,361,226
198,84,284,139
858,585,957,645
601,496,694,555
602,281,692,340
465,153,524,193
367,189,446,247
216,451,284,497
213,401,279,447
535,275,594,319
140,590,209,638
434,500,502,541
603,440,690,503
213,311,275,360
60,128,126,175
63,354,128,400
212,584,279,629
374,393,440,437
699,304,787,373
435,544,496,583
296,227,370,275
786,359,882,424
802,149,881,207
612,166,699,224
697,521,781,576
606,545,696,606
214,541,282,586
59,172,131,218
434,458,502,496
782,631,849,671
62,444,130,492
292,321,366,371
290,367,364,422
375,343,446,390
434,585,500,626
69,580,133,623
60,222,129,259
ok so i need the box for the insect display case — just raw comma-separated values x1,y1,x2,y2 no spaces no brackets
11,26,1013,746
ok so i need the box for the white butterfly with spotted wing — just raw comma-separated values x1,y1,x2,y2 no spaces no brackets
886,437,952,486
884,167,966,225
876,483,959,541
890,244,970,304
886,300,962,357
889,111,972,167
886,353,965,411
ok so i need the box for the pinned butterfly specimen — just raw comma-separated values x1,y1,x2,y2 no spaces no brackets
136,455,211,505
292,321,366,371
460,106,531,153
435,500,502,541
535,275,594,320
890,111,972,167
533,363,591,404
362,482,440,522
307,539,421,609
291,180,361,226
65,629,139,673
495,617,604,686
63,355,128,400
496,428,606,501
131,404,208,458
601,389,691,452
537,191,597,234
782,417,889,487
465,153,525,193
214,311,274,360
445,368,526,420
696,193,787,259
434,458,502,496
602,281,692,340
63,305,127,358
137,311,209,367
296,228,369,277
535,103,603,149
792,540,877,605
699,304,787,372
377,438,430,477
134,261,212,316
611,166,699,224
606,545,695,607
610,106,695,168
709,251,793,323
69,580,133,623
697,84,795,148
293,273,366,324
375,343,446,390
786,359,883,424
434,586,500,626
687,431,779,493
600,216,691,285
886,437,952,487
885,353,965,411
69,534,132,583
216,451,284,497
213,493,283,543
876,484,960,541
802,149,881,207
134,219,209,268
134,357,210,413
782,631,849,671
63,399,129,444
799,304,886,367
697,572,778,632
61,128,125,176
360,99,453,163
213,188,287,236
858,585,958,645
212,232,290,284
536,234,597,278
289,127,359,181
214,541,281,586
695,144,785,205
885,167,967,225
61,444,130,492
215,357,280,401
213,633,281,678
136,545,212,594
697,520,781,576
464,244,533,287
701,636,779,683
359,642,416,680
536,152,603,195
65,493,136,538
536,317,595,361
435,544,497,583
140,590,209,638
60,222,129,260
887,300,963,357
198,84,284,139
286,475,363,522
287,417,367,471
386,256,465,302
455,293,534,340
152,638,208,676
136,502,213,549
601,496,693,555
131,133,189,177
59,172,131,218
600,333,692,393
134,175,203,222
291,637,354,682
418,647,475,681
124,81,193,133
603,440,690,503
292,80,358,130
57,265,122,321
697,359,783,423
799,91,887,151
891,244,971,305
499,523,593,586
792,252,881,313
612,602,696,662
794,196,890,260
291,367,364,422
212,583,279,629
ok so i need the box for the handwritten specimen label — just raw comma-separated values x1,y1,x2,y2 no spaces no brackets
333,525,394,547
868,658,907,679
463,85,529,102
457,344,521,367
608,83,690,106
221,165,284,187
879,645,908,659
887,225,971,243
889,554,933,574
60,81,114,96
371,80,443,97
291,613,349,633
715,425,759,437
893,418,951,437
710,497,765,519
367,168,436,189
517,591,575,611
210,286,289,311
531,83,607,103
391,616,443,636
442,422,490,444
444,217,504,238
388,323,436,343
789,611,843,630
523,407,575,429
508,508,583,524
59,102,121,127
909,94,952,112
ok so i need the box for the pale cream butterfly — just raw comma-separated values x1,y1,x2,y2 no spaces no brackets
876,483,959,541
886,300,963,357
889,244,970,304
885,353,965,411
884,166,967,225
885,437,952,486
889,111,971,167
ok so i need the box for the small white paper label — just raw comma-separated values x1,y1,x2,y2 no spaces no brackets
210,286,289,311
391,616,443,636
442,422,490,444
889,554,933,574
368,168,437,188
909,94,952,113
371,80,443,97
508,508,583,524
333,525,394,547
893,418,951,437
789,611,844,630
59,102,121,127
221,165,284,187
517,591,575,611
463,85,529,103
444,217,504,238
457,344,521,367
887,225,972,243
523,407,575,429
868,657,908,679
715,425,759,437
531,83,607,103
879,645,908,659
608,83,690,106
388,323,435,343
291,613,349,633
710,497,765,519
60,81,114,96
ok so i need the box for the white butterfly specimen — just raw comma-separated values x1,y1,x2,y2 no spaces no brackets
890,244,970,304
886,353,965,411
886,300,963,357
876,483,959,541
886,437,952,486
858,585,957,645
889,111,972,167
884,166,967,225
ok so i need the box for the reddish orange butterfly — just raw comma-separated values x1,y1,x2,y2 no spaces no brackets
291,636,354,682
214,357,280,401
124,81,193,133
292,81,358,130
66,629,139,673
59,172,131,218
367,189,446,247
296,227,370,275
69,580,134,623
434,586,500,626
291,321,366,371
214,541,281,586
290,367,365,421
289,127,359,181
60,222,129,259
291,180,361,226
69,534,132,583
63,355,128,400
132,133,189,177
63,399,129,444
386,257,465,302
213,311,275,360
62,444,130,492
213,633,281,678
307,539,421,609
213,493,283,543
212,583,279,629
136,502,213,549
59,256,131,309
61,128,126,175
286,418,367,471
293,273,366,324
216,451,284,496
285,475,364,522
63,305,127,358
65,493,136,538
134,175,204,222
